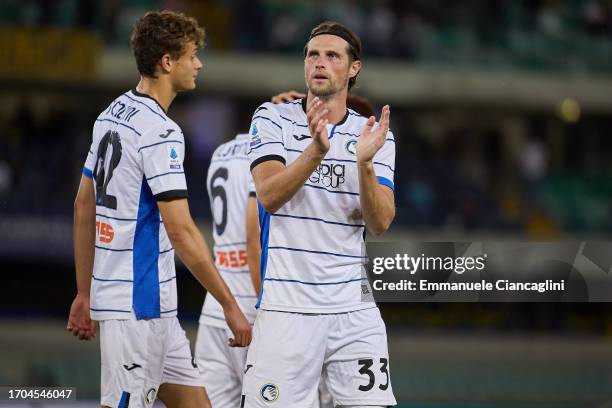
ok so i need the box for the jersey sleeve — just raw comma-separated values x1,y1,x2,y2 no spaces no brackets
372,129,395,191
83,145,96,179
248,102,286,172
82,123,99,179
138,123,188,201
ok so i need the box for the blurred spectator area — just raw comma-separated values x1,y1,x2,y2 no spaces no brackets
1,0,612,238
2,0,612,73
0,0,612,73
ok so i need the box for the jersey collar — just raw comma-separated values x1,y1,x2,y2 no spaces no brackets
131,89,168,114
301,98,349,127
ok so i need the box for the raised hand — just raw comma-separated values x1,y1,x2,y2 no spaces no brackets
357,105,390,164
271,90,306,104
306,97,330,155
67,293,97,340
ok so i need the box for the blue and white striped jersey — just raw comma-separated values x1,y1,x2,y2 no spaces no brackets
82,89,187,321
200,134,258,329
248,99,395,313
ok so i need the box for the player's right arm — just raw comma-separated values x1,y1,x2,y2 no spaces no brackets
157,197,251,347
67,174,97,341
251,97,329,213
140,123,251,346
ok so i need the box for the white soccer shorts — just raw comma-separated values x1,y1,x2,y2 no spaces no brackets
195,324,334,408
195,324,248,407
241,308,396,407
100,317,204,408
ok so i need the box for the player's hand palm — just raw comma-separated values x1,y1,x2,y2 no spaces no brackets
306,97,330,154
224,305,252,347
67,293,97,340
357,105,390,163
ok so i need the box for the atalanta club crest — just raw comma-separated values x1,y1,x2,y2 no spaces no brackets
259,383,279,403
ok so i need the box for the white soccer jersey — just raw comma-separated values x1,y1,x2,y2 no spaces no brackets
82,89,188,321
199,134,258,329
248,99,395,313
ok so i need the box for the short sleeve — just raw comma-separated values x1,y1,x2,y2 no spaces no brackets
248,102,286,172
82,123,99,179
83,145,96,179
138,123,188,201
372,129,395,191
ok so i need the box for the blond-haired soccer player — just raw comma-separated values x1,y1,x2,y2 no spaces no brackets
242,21,397,407
67,11,251,408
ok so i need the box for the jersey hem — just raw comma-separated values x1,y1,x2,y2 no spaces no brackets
259,303,377,314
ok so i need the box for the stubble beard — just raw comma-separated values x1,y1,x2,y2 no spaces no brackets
308,75,349,98
309,80,336,97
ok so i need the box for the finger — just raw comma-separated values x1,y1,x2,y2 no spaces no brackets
315,118,328,136
289,90,306,99
307,101,322,124
306,97,320,119
282,92,300,102
366,116,376,128
275,93,289,103
362,116,375,136
271,96,281,104
228,337,236,347
311,108,329,129
377,106,390,141
236,331,244,347
379,105,390,131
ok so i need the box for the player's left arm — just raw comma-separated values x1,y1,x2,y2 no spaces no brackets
357,105,395,237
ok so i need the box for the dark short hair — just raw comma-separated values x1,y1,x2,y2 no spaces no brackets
131,10,205,78
304,21,362,90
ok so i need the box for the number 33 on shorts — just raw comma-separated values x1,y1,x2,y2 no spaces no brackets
357,358,389,392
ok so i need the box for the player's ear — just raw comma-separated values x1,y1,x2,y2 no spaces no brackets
349,59,361,80
159,53,174,74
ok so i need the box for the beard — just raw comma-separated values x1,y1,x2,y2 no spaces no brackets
307,75,348,97
309,81,336,97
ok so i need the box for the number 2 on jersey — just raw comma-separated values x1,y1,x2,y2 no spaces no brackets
94,130,123,210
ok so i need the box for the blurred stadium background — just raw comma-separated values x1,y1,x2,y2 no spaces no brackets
1,0,612,406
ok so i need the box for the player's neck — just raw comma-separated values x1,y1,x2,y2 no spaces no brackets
135,77,176,113
307,91,347,125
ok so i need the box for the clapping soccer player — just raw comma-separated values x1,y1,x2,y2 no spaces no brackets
67,11,251,408
195,89,341,408
242,22,397,407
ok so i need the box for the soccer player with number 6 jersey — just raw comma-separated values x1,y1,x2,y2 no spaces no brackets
67,10,251,408
242,21,397,407
195,132,261,407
